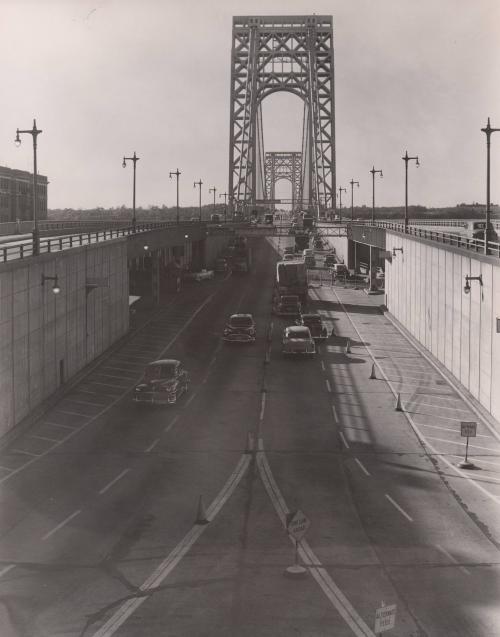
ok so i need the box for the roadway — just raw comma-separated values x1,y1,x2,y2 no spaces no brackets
0,236,499,636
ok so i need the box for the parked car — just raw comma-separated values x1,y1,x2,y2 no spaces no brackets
282,325,316,356
133,359,189,405
223,313,257,343
273,294,302,317
296,313,329,339
192,269,214,281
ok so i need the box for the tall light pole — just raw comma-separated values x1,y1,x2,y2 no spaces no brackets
219,192,228,223
169,168,181,224
122,152,140,230
402,151,419,231
209,187,217,217
338,186,346,223
481,118,500,254
193,179,203,222
370,166,383,224
15,119,42,256
350,179,359,221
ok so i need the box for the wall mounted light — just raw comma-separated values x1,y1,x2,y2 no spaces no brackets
463,274,483,295
41,274,61,294
392,247,404,257
143,244,149,251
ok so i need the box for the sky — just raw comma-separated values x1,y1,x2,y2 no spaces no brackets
1,0,499,210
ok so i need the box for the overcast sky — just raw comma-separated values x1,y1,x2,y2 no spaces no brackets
1,0,499,210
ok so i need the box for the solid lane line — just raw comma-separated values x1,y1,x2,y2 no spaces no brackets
436,544,471,575
419,423,494,439
426,436,500,453
99,469,130,495
354,457,371,476
42,509,82,541
145,439,160,453
42,421,77,429
385,494,413,522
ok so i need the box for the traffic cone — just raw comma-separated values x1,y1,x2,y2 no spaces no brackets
395,393,403,412
245,431,253,454
369,363,377,380
195,495,209,525
345,338,351,354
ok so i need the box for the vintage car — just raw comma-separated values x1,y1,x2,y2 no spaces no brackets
133,359,189,405
296,313,330,339
192,269,214,281
223,313,256,343
324,254,337,268
283,253,298,261
214,257,230,272
273,294,302,317
282,325,316,356
283,246,296,255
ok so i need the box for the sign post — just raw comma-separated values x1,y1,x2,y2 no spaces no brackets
374,602,397,635
458,421,477,469
284,509,310,579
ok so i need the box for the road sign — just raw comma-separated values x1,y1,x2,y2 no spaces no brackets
286,509,310,541
374,603,397,634
461,421,477,437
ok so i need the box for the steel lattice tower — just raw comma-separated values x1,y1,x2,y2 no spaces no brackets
264,152,302,211
228,15,336,217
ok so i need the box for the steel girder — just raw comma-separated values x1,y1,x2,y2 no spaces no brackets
228,15,336,216
264,152,302,211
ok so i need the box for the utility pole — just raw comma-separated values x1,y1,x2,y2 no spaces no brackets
193,179,203,222
169,168,181,224
350,179,359,221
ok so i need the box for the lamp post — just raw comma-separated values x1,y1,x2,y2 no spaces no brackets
219,192,228,223
349,179,359,221
15,119,42,256
370,166,383,224
402,151,419,231
481,118,500,254
193,179,203,222
169,168,181,224
338,186,346,223
122,152,139,230
209,187,217,217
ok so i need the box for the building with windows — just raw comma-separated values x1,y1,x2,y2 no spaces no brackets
0,165,48,223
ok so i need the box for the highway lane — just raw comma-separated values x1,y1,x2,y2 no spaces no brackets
0,236,499,635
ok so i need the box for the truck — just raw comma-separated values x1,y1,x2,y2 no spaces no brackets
210,213,221,223
275,260,308,304
295,231,310,252
229,236,251,273
264,213,274,225
302,214,314,230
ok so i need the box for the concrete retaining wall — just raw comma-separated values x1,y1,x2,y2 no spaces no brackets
385,232,500,422
0,240,129,435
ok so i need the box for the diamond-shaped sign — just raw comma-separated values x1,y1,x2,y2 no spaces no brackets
286,509,310,541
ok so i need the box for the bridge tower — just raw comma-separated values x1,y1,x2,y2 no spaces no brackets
228,15,336,219
265,152,302,212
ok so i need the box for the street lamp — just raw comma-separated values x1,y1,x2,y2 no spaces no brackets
349,179,359,221
193,179,203,222
370,166,383,224
463,274,483,295
337,186,346,223
402,151,419,231
41,273,61,294
219,192,228,223
122,151,140,230
209,186,217,217
481,118,500,254
15,119,42,256
169,168,181,224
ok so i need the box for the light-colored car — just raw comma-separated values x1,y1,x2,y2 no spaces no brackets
134,359,189,405
192,269,214,281
223,313,256,343
282,325,316,356
283,253,299,261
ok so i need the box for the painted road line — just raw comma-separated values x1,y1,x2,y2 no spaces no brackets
63,398,108,408
42,421,77,429
413,402,472,414
30,435,61,443
164,414,180,433
209,356,217,367
257,441,375,637
90,453,251,637
94,373,135,381
185,393,196,407
76,389,119,398
385,494,413,522
12,449,39,457
145,439,160,453
259,393,266,422
426,436,500,453
329,288,500,507
83,381,125,390
321,360,326,371
53,409,90,417
325,379,332,393
0,465,14,472
419,423,494,439
436,544,471,576
42,509,82,541
0,565,16,579
331,404,339,423
339,432,350,449
447,456,500,474
99,469,130,495
354,457,371,476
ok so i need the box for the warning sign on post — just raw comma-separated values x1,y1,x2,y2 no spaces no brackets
286,510,310,542
374,603,396,634
461,422,477,437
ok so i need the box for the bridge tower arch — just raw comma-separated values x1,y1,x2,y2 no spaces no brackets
228,15,336,219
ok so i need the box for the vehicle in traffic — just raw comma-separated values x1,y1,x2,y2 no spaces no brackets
282,325,316,356
283,246,296,255
324,254,337,268
276,259,308,304
133,359,189,405
264,213,274,224
331,263,349,277
223,313,256,343
283,253,299,261
273,294,302,317
295,231,310,251
211,213,221,223
296,313,329,339
215,257,230,272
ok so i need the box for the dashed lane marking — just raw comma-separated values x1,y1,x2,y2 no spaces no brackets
354,457,371,476
30,435,61,444
385,494,413,522
98,469,130,495
12,449,39,457
331,404,339,423
42,509,82,541
339,432,350,449
164,415,180,433
436,544,471,576
42,421,77,430
419,423,494,439
83,381,130,390
185,393,196,407
325,379,332,393
321,360,326,371
259,393,266,422
54,409,91,417
145,438,160,453
0,565,16,579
